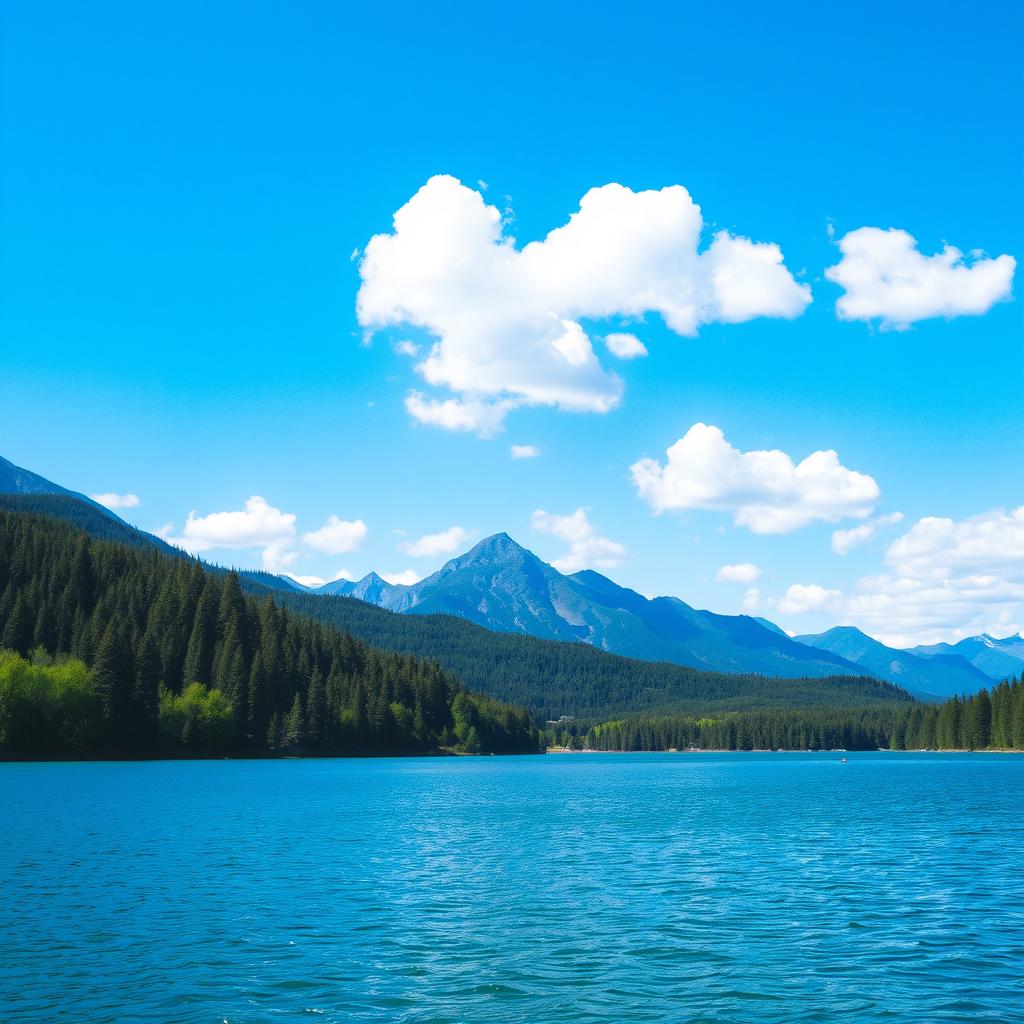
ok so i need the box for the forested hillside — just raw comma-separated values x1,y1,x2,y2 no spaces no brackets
0,510,539,757
269,589,910,719
575,679,1024,751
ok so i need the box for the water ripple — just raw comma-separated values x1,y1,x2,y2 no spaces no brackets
1,752,1023,1023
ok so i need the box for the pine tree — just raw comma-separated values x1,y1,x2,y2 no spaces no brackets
93,622,134,745
133,629,162,748
284,693,305,750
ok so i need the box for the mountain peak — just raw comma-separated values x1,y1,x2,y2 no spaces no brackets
456,532,534,566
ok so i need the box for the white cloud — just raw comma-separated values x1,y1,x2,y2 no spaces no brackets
394,340,419,357
401,525,475,557
531,507,626,573
604,332,648,359
405,391,514,436
510,444,541,459
716,562,762,584
163,496,298,572
886,507,1024,581
631,423,879,534
333,568,356,582
91,492,140,510
777,583,843,615
288,574,327,589
825,227,1015,329
381,569,422,586
778,507,1024,646
302,515,368,555
358,175,811,434
831,512,904,555
741,586,761,613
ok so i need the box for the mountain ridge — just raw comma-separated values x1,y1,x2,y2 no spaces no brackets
794,625,994,700
311,533,877,681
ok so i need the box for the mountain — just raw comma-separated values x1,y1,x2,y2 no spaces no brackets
317,533,868,680
910,633,1024,682
317,571,414,605
793,626,993,700
0,455,121,521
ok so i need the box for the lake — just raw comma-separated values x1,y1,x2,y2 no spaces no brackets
2,752,1023,1023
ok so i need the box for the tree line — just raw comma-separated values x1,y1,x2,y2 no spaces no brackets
573,679,1024,751
0,510,539,757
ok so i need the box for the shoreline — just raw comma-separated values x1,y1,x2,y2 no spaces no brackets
546,746,1024,755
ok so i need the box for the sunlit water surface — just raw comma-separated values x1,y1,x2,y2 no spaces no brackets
2,752,1023,1023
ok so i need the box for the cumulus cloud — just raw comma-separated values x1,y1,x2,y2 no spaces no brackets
885,507,1024,581
510,444,541,459
91,492,140,510
358,175,811,434
777,583,843,615
605,332,648,359
775,507,1024,646
401,525,475,558
162,496,298,572
741,587,762,613
393,340,419,357
825,227,1015,329
531,507,626,573
831,512,904,555
381,569,422,586
631,423,879,533
302,515,368,555
716,562,762,584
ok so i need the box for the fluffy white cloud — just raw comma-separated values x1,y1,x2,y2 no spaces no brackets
381,569,422,586
825,227,1015,329
777,583,843,615
631,423,879,533
358,175,811,434
91,492,140,510
831,512,904,555
302,515,368,555
716,562,762,584
510,444,541,459
886,507,1024,581
531,507,626,573
393,340,419,357
604,332,648,359
162,496,298,572
776,508,1024,646
741,587,762,613
401,525,475,557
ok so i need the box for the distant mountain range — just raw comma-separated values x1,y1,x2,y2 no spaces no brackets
313,533,868,679
793,626,996,700
2,453,1021,700
909,634,1024,684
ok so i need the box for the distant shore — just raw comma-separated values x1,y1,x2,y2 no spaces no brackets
545,746,1024,754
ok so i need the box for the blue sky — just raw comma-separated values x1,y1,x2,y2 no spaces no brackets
3,1,1022,646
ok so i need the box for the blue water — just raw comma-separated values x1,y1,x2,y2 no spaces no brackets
2,753,1023,1023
